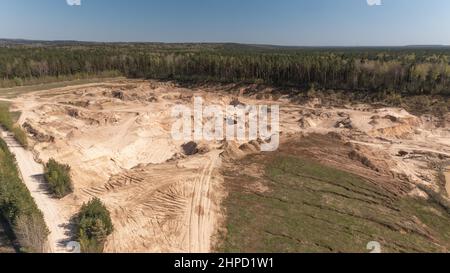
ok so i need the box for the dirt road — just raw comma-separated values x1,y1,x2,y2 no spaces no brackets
0,128,71,253
188,151,221,253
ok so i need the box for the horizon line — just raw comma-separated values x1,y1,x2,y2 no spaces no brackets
1,37,449,48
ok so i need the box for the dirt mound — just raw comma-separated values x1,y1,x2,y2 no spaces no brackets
64,107,121,126
229,97,246,107
23,122,55,143
335,118,353,129
239,140,261,153
112,90,125,100
299,117,317,129
369,123,416,138
347,143,394,174
220,141,246,160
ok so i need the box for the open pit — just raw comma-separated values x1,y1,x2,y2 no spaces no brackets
7,79,450,252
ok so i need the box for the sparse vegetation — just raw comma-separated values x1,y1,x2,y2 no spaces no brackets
44,159,73,198
0,138,49,252
220,150,450,253
74,198,114,253
0,105,28,148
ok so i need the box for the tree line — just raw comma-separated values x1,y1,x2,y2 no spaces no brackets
0,138,48,252
1,44,450,96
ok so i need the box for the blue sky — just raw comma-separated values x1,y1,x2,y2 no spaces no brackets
0,0,449,46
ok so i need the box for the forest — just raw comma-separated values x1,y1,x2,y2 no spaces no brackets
1,42,450,97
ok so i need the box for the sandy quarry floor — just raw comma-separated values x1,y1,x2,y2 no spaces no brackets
7,79,450,252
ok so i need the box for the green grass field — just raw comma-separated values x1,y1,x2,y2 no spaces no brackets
220,155,450,253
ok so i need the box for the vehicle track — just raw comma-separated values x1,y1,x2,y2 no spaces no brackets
188,151,220,253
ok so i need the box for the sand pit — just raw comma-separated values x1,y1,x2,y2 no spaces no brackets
10,80,232,252
7,79,450,252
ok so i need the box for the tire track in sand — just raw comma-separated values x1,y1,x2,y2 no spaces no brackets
188,152,220,253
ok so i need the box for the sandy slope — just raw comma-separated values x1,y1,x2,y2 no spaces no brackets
0,129,72,253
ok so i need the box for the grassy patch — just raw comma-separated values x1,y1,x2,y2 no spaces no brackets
220,155,450,253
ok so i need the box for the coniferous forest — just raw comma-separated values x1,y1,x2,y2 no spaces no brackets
1,42,450,97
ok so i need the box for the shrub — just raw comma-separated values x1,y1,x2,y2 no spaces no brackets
44,159,73,198
13,77,23,86
74,198,113,253
0,139,49,252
